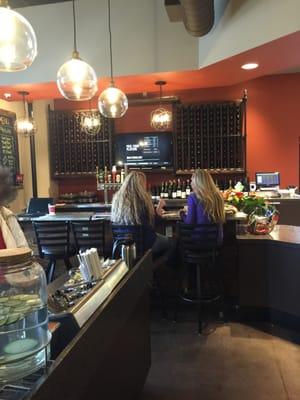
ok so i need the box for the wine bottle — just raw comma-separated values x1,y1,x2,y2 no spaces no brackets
172,180,177,199
160,182,165,199
168,180,173,199
164,181,169,198
181,180,186,199
186,179,191,196
176,179,182,198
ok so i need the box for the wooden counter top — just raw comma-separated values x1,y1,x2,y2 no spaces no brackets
237,224,300,245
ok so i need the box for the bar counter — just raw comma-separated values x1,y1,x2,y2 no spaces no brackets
28,251,152,400
237,225,300,327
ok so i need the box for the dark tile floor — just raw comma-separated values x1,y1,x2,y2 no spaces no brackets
141,312,300,400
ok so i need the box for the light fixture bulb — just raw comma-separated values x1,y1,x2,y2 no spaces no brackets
151,107,172,131
98,86,128,118
241,62,259,70
82,113,101,135
0,6,37,71
16,117,36,137
57,55,98,101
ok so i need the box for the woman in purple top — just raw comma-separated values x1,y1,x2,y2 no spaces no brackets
181,169,225,243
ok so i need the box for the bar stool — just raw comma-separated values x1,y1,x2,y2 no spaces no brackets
174,222,222,334
71,220,106,256
111,224,168,318
32,221,76,283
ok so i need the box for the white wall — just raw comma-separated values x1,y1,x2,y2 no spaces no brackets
0,0,198,87
198,0,300,67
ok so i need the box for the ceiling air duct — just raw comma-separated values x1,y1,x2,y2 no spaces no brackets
180,0,214,37
165,0,215,37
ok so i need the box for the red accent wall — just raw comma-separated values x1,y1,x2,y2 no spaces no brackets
54,73,300,194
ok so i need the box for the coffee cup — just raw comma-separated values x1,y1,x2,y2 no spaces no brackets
289,188,296,197
48,204,56,215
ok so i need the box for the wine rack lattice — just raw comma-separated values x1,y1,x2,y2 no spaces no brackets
48,107,114,177
174,100,246,172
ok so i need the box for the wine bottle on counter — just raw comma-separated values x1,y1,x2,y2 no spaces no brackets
176,179,182,198
168,181,173,199
172,180,177,199
160,182,165,199
181,180,186,199
162,182,167,198
186,179,191,196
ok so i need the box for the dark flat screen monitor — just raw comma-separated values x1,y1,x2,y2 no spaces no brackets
255,172,280,189
115,132,173,167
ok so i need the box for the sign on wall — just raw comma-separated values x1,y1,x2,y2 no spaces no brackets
0,109,19,179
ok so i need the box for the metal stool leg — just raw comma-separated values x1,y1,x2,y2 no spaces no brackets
196,263,202,334
47,259,56,283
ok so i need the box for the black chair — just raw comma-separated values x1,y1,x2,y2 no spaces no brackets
32,221,76,283
71,220,106,256
174,222,222,334
111,224,145,260
111,224,168,318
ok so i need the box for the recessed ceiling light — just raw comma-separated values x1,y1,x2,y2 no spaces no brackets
3,93,12,99
241,63,259,70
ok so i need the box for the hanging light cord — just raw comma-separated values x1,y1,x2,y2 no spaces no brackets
108,0,114,85
72,0,78,54
22,93,27,119
159,83,163,106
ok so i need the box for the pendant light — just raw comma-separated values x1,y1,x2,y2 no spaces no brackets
16,91,36,137
57,0,98,101
150,81,172,131
0,0,37,71
98,0,128,118
82,99,101,136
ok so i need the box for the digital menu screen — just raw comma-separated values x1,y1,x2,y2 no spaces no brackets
115,132,173,167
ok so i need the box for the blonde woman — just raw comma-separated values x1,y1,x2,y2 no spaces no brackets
181,169,225,242
111,171,170,254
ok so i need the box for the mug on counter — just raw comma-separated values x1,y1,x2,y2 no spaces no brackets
48,204,56,215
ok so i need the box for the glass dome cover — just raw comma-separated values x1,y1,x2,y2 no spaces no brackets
98,86,128,118
0,4,37,72
57,52,98,101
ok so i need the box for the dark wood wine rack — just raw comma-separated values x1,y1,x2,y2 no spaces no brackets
174,97,246,174
48,107,114,178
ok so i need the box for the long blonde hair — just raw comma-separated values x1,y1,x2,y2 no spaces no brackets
111,171,154,225
192,169,225,223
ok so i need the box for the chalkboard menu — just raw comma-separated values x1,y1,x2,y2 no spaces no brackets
0,109,19,177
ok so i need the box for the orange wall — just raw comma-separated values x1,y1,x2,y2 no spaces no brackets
54,73,300,193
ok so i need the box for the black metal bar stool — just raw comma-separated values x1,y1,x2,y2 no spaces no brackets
71,220,106,256
174,222,223,334
111,224,168,318
32,221,76,283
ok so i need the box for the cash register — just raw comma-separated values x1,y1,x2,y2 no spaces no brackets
255,171,281,198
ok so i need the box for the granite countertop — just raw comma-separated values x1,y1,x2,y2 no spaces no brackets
237,225,300,245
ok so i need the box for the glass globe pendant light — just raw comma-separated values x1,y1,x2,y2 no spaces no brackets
0,0,37,71
150,81,172,131
82,99,101,136
98,0,128,118
16,91,36,137
57,0,98,101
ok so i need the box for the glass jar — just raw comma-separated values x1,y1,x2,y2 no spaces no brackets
0,248,51,384
247,206,279,234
